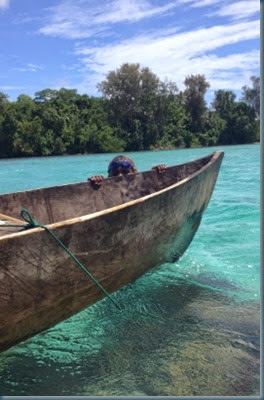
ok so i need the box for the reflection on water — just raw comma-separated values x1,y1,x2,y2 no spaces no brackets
0,263,260,396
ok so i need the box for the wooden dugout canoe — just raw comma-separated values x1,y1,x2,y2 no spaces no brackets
0,151,224,352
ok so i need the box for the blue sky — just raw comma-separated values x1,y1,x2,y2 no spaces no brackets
0,0,260,104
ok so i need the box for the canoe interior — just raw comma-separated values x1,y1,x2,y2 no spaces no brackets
0,153,213,234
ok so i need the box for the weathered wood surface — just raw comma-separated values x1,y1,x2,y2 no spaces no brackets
0,151,223,351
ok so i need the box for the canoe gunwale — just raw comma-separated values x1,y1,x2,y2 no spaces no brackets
0,151,223,241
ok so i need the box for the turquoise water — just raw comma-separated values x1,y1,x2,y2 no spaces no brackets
0,144,260,396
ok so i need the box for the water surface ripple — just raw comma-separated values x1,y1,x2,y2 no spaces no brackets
0,144,260,396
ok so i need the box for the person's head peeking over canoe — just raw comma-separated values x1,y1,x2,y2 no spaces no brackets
108,156,137,177
89,155,167,186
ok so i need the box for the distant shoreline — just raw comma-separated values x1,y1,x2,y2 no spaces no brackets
0,142,260,161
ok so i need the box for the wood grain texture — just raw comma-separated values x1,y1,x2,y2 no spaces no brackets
0,151,224,351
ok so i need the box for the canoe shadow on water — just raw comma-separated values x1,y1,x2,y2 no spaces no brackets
0,267,260,396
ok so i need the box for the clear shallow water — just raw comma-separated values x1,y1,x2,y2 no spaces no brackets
0,144,260,396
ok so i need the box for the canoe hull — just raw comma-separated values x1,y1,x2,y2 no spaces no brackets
0,152,223,351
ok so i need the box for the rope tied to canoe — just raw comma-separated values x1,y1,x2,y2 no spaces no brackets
4,209,121,310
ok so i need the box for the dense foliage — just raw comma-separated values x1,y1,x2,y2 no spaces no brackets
0,63,259,158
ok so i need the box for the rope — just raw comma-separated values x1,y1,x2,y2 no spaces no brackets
3,209,120,310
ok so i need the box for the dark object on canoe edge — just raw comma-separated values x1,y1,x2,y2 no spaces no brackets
0,151,224,352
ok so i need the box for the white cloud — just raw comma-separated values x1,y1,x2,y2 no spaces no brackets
13,63,44,73
179,0,259,19
39,0,178,39
180,51,259,91
10,0,259,100
0,85,25,91
211,0,260,20
94,0,177,24
52,77,71,90
74,19,259,94
179,0,222,8
0,0,10,9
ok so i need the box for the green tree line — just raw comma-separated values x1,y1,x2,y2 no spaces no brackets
0,63,260,158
